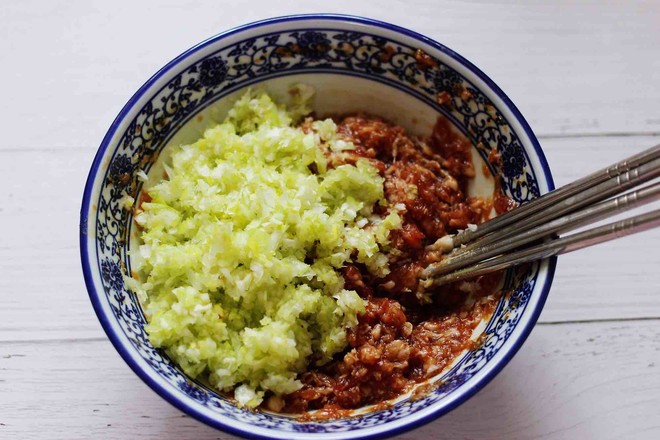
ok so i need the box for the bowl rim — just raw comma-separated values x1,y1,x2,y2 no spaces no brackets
80,13,557,440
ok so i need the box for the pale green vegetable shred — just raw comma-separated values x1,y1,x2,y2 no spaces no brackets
125,87,402,407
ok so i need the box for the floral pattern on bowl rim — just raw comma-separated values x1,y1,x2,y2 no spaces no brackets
81,14,556,440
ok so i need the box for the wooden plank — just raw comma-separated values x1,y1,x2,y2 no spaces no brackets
0,147,101,341
1,0,660,151
1,321,658,439
537,134,660,323
2,1,659,438
2,135,659,341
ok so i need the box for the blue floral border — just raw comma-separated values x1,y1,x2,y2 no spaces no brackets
82,15,556,439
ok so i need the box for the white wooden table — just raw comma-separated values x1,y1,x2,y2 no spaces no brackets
2,1,659,438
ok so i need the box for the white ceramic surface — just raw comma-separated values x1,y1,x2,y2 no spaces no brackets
80,14,555,440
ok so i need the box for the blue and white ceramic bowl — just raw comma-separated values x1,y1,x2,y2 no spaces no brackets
80,14,556,440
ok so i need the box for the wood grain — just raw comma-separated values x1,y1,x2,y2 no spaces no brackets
1,0,660,151
2,1,660,438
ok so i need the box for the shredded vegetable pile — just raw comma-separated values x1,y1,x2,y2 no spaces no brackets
125,87,401,407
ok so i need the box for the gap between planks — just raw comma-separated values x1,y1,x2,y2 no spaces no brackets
3,317,660,346
2,319,659,440
1,132,659,152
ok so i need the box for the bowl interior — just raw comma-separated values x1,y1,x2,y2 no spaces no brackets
82,15,555,440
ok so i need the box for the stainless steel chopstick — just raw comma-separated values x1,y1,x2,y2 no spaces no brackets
423,208,660,288
451,144,660,247
422,180,660,279
451,156,660,256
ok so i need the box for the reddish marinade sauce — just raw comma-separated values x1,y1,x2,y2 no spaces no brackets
265,114,514,419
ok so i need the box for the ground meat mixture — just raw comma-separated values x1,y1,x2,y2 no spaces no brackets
275,114,513,418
